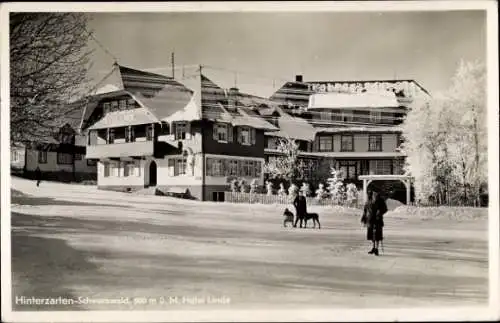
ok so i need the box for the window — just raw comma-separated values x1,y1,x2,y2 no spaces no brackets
370,111,382,123
175,122,188,140
127,98,135,107
332,111,343,121
124,162,136,177
112,163,120,177
255,161,262,177
38,151,47,164
342,111,354,122
214,123,229,142
61,134,73,144
75,153,83,161
174,158,187,176
146,124,154,141
368,134,382,151
229,160,238,176
205,158,222,177
119,100,127,110
369,160,392,175
393,159,404,175
319,136,333,151
111,100,118,112
320,111,331,121
239,127,251,145
104,162,110,177
242,160,252,177
11,150,21,163
341,134,354,151
266,137,277,149
57,152,72,165
125,126,135,143
339,161,357,179
87,159,97,166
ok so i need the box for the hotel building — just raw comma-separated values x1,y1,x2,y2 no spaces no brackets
266,76,430,202
80,64,277,201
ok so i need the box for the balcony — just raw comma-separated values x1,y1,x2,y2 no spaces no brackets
86,141,154,159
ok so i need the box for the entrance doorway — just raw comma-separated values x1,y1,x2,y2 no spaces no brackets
149,161,157,187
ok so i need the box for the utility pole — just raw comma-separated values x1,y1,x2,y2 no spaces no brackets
171,52,175,79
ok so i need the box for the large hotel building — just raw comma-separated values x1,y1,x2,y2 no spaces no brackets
13,64,429,203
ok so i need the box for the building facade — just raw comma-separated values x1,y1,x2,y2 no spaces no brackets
265,76,430,202
11,123,97,182
82,64,277,201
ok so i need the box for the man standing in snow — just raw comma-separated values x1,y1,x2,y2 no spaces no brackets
35,166,42,187
293,190,308,228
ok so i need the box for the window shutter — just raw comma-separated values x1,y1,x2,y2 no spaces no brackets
236,127,241,144
171,122,176,136
206,158,213,176
249,161,255,177
185,122,191,140
168,158,175,176
213,124,218,141
251,128,256,145
255,161,262,177
221,159,227,176
228,125,233,142
314,136,319,151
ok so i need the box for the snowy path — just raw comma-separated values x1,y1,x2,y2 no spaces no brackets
9,177,488,311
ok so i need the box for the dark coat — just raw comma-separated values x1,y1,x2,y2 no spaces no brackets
293,195,307,216
35,168,41,180
361,197,387,227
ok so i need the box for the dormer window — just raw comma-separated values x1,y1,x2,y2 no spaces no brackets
111,100,118,112
119,99,126,110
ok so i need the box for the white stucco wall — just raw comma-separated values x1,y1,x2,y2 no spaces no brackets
97,159,146,187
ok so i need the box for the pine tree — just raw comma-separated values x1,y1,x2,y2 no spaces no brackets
327,168,345,205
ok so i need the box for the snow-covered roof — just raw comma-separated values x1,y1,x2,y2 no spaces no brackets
308,91,400,109
89,108,158,130
264,107,316,141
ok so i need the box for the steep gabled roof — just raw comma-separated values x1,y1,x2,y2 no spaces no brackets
82,64,277,131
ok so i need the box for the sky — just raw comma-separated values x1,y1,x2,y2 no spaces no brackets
86,10,486,97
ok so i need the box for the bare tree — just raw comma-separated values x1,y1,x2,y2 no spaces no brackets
10,13,93,144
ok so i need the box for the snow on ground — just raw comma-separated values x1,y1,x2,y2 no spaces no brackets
9,177,488,311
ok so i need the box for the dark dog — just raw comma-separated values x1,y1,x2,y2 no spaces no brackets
283,208,294,227
302,212,321,229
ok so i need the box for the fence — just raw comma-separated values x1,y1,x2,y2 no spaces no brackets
224,191,361,208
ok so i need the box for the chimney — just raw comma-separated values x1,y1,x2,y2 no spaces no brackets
295,75,303,83
228,87,239,111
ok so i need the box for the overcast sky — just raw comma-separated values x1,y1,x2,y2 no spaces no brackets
87,10,486,97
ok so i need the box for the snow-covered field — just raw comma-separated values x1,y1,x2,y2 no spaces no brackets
9,177,488,311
